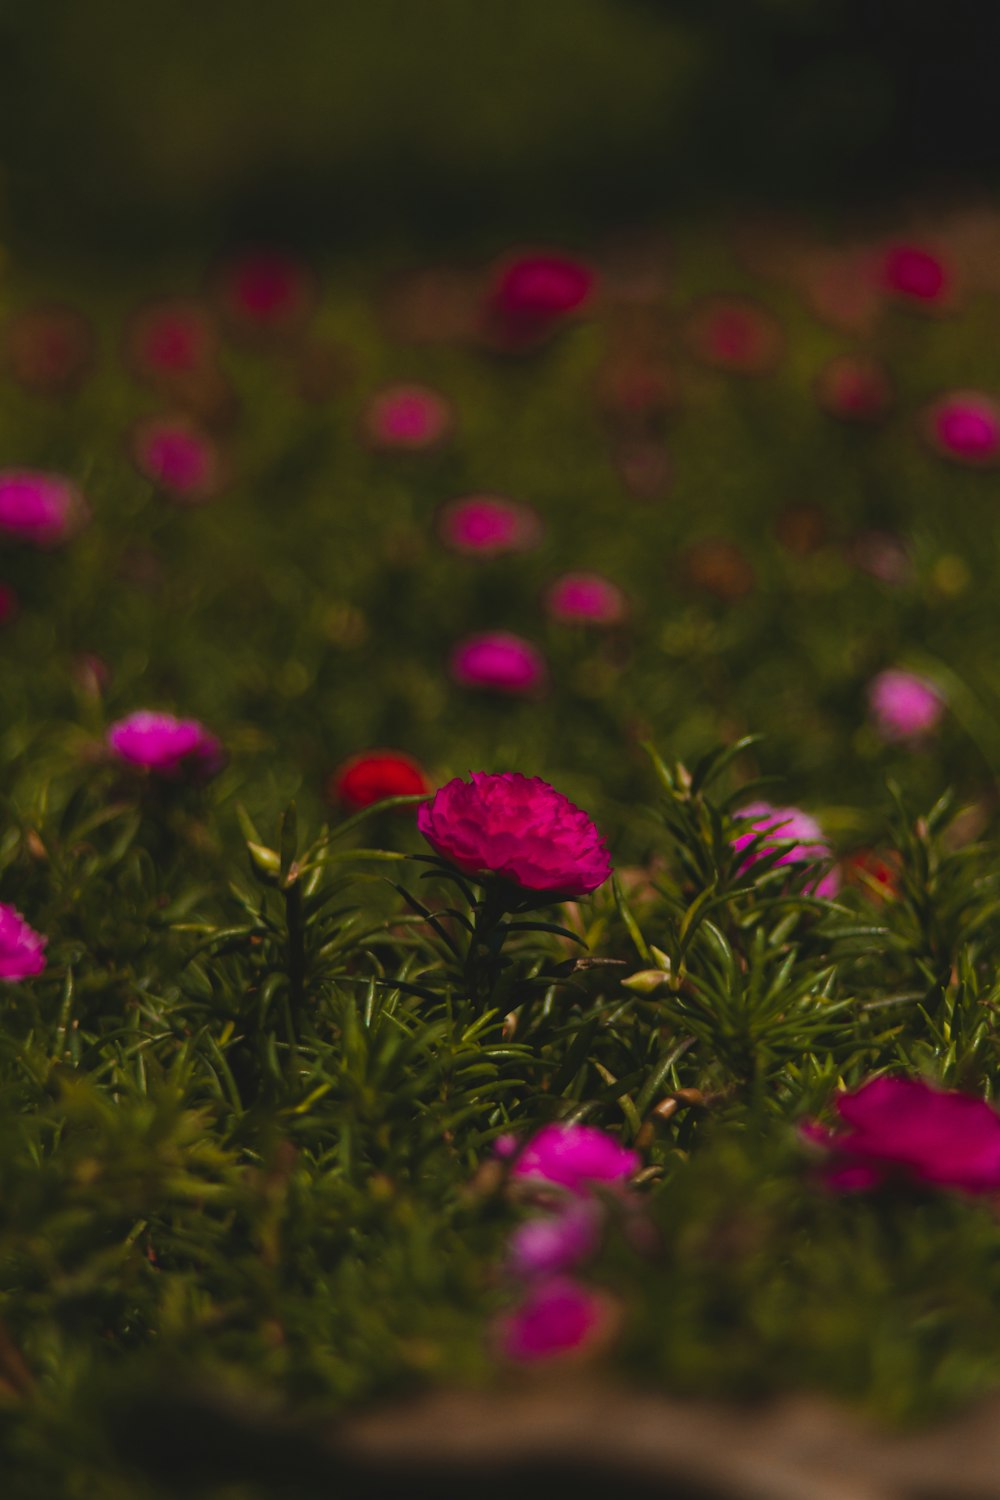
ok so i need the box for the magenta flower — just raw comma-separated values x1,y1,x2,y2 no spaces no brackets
107,711,225,779
132,417,221,502
364,384,453,450
684,297,783,375
733,801,840,898
497,1277,610,1362
507,1202,601,1280
804,1076,1000,1195
882,244,949,304
218,251,315,335
545,572,627,626
815,354,893,423
490,252,595,328
0,904,47,982
0,471,85,546
868,669,944,741
511,1122,638,1195
417,772,612,896
437,495,542,557
126,300,218,379
925,391,1000,466
449,632,546,695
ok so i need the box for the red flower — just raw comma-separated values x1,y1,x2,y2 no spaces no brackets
330,751,429,811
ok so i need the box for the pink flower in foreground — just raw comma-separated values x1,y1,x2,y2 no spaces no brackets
868,669,944,741
449,633,546,696
0,904,47,982
490,253,595,332
925,392,1000,466
107,711,224,780
511,1122,638,1195
417,772,612,896
733,801,840,898
0,471,85,546
132,417,221,501
497,1277,611,1362
364,384,453,450
882,244,950,304
545,572,627,626
437,496,542,557
804,1076,1000,1195
507,1202,601,1280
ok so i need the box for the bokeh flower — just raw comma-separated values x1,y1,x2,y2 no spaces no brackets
217,250,315,336
488,252,595,342
0,904,47,982
733,801,840,898
107,711,225,779
804,1076,1000,1195
815,354,893,422
506,1203,601,1280
417,772,612,896
449,633,547,695
126,300,218,381
925,391,1000,466
882,244,950,304
510,1122,638,1194
3,305,95,396
545,572,627,626
0,471,86,546
364,384,453,450
684,297,783,374
496,1277,612,1362
329,750,429,810
868,669,944,741
132,417,222,502
436,495,542,557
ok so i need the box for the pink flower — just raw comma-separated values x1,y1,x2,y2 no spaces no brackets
804,1076,1000,1195
218,251,315,335
436,496,542,557
815,354,893,422
511,1123,638,1194
733,801,840,898
507,1202,601,1279
497,1277,610,1362
882,244,950,304
545,572,627,626
490,252,595,332
0,471,85,546
4,304,95,396
132,417,221,501
684,297,783,374
925,391,1000,466
868,669,944,741
107,711,225,779
364,384,453,450
126,300,218,379
848,531,912,586
417,772,612,896
0,904,47,982
449,633,547,695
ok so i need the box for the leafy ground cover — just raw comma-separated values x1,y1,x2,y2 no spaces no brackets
4,223,1000,1494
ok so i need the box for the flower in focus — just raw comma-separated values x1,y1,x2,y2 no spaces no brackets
0,470,86,546
507,1202,601,1280
545,572,627,626
436,496,542,557
733,801,840,898
364,384,453,450
0,904,47,982
107,711,225,780
684,297,783,374
815,353,893,422
417,772,612,896
803,1076,1000,1195
496,1277,612,1362
924,391,1000,466
510,1122,638,1195
3,304,95,396
868,669,944,741
132,417,222,502
329,750,429,810
882,244,950,304
449,632,547,696
217,250,315,336
487,251,595,345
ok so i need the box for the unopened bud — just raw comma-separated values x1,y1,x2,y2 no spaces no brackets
623,968,669,994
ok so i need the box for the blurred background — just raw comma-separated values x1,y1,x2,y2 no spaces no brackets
4,0,1000,260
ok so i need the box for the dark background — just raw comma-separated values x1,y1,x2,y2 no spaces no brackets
2,0,998,259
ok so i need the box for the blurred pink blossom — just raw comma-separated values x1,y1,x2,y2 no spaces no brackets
437,496,542,557
868,669,944,741
0,904,47,982
107,711,224,780
507,1202,601,1279
511,1122,638,1194
925,391,1000,466
449,633,546,695
882,244,950,304
0,471,86,546
365,384,453,450
497,1277,611,1362
545,572,627,625
132,417,221,501
733,801,840,898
